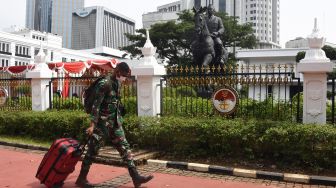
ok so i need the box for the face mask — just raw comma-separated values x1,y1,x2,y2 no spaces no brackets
117,76,127,82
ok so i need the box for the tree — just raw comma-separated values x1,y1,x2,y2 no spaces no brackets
322,45,336,60
122,10,257,66
295,51,306,62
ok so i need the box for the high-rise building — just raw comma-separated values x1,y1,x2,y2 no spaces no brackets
242,0,280,48
25,0,84,48
71,6,135,51
142,0,280,49
26,0,53,32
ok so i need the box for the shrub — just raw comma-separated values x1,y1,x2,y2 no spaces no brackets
0,111,334,170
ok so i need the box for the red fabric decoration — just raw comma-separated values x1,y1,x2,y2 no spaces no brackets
0,58,120,76
62,74,70,98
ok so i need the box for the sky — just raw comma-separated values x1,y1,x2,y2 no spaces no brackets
0,0,335,48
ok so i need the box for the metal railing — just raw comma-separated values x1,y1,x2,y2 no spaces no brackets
0,72,31,111
160,64,302,122
48,69,137,114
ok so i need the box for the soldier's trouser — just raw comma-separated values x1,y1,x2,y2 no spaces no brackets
81,120,135,172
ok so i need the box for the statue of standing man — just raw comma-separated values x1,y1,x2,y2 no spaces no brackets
206,4,228,65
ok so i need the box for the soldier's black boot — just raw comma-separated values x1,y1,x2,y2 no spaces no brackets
128,167,154,188
75,169,93,188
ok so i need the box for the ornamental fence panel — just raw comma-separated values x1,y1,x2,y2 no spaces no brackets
327,75,336,125
48,69,137,115
160,64,303,123
0,72,32,111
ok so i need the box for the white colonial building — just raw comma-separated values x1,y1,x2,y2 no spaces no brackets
286,37,336,49
0,29,110,67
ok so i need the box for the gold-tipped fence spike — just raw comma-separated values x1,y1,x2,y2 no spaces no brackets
185,66,189,73
179,66,184,73
217,65,221,72
190,66,194,73
201,65,205,72
195,65,200,73
174,66,179,73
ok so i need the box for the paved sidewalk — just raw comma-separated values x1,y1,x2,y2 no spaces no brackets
0,146,334,188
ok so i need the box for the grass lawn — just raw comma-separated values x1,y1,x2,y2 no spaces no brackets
0,135,51,148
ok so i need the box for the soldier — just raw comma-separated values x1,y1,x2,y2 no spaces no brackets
76,62,153,188
206,4,226,64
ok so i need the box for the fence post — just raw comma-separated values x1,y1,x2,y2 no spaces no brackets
131,30,166,116
297,19,333,124
26,46,53,111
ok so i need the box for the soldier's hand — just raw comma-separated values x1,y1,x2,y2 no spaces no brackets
212,32,218,37
86,122,94,136
86,126,94,136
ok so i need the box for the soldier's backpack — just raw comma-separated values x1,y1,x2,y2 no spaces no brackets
83,76,112,114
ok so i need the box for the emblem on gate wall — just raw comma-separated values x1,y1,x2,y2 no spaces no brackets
212,86,239,115
0,88,8,107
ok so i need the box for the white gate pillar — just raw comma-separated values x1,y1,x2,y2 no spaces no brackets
297,19,333,124
26,47,53,111
131,30,166,116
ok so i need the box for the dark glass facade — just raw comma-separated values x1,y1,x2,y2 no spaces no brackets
218,0,226,13
194,0,201,9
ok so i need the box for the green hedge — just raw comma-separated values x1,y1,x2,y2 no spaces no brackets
0,111,335,170
0,111,88,141
124,117,336,170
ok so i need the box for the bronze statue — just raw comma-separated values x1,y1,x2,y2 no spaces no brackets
191,5,228,67
206,4,228,64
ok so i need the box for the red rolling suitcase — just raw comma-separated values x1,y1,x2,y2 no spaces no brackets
36,138,85,188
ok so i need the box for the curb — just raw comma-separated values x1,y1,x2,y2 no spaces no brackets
0,141,157,166
147,159,336,186
0,141,49,151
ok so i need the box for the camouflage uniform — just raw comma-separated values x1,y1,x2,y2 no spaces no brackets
81,76,135,172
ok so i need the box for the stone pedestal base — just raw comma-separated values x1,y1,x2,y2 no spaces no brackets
297,62,333,124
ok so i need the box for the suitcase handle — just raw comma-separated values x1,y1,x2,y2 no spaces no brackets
79,136,91,155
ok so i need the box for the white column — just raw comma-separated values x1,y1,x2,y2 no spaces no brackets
26,46,53,111
131,30,166,116
297,19,333,124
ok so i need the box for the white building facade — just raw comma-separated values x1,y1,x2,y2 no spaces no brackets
0,29,109,68
142,0,280,49
26,0,85,48
236,48,307,100
286,37,336,48
71,6,135,51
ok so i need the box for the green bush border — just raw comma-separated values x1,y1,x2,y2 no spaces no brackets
0,111,334,170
